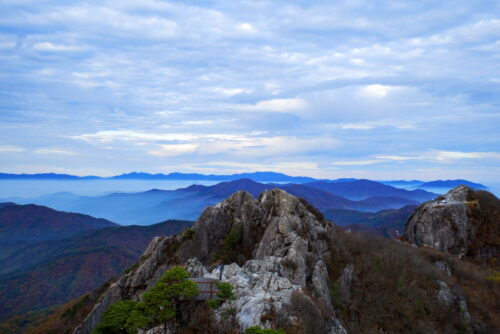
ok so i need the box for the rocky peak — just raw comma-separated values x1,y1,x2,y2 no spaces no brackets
74,188,345,334
404,185,500,261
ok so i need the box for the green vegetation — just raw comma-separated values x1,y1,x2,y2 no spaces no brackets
485,270,500,283
245,326,286,334
61,294,89,320
92,300,138,334
205,298,221,309
213,221,243,263
205,282,237,315
92,266,199,334
182,227,195,240
216,282,236,301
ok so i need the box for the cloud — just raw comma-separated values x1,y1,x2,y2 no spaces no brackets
360,84,395,98
0,0,499,180
376,150,500,164
0,145,25,153
331,160,381,166
34,148,77,155
235,98,307,113
432,150,500,162
32,42,84,52
149,143,198,157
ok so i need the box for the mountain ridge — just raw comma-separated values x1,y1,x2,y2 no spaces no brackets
0,203,117,259
6,179,435,225
0,172,488,189
0,219,194,323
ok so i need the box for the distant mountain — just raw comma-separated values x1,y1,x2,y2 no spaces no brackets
353,196,418,211
0,172,488,191
111,171,318,183
0,203,117,259
0,171,316,183
380,180,424,187
9,179,433,225
419,179,487,189
324,205,417,238
0,219,193,322
304,179,437,201
0,173,100,180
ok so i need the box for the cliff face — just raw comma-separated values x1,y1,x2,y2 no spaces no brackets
404,185,500,262
74,189,346,334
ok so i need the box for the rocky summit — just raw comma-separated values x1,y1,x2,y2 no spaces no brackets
66,188,500,334
404,185,500,262
73,189,344,334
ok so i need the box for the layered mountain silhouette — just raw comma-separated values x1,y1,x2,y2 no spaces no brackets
418,179,488,189
0,218,193,322
324,205,417,238
0,203,116,259
6,179,436,225
0,171,316,183
305,179,435,201
0,172,488,190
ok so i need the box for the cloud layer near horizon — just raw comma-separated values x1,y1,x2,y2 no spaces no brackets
0,0,499,181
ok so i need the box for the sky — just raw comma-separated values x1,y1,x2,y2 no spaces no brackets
0,0,499,181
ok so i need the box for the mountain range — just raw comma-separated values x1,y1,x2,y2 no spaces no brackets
4,179,437,225
0,204,193,323
0,203,116,260
324,205,417,238
0,171,317,183
0,172,488,190
381,179,487,189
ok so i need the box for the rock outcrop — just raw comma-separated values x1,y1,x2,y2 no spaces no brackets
74,189,346,334
404,185,500,261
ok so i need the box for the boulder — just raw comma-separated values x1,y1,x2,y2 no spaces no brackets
404,185,500,261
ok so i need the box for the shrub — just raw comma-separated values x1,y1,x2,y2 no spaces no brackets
91,300,138,334
216,282,236,301
214,222,243,263
182,227,195,240
93,266,199,333
486,271,500,283
276,290,328,334
245,326,285,334
205,299,221,309
280,257,298,271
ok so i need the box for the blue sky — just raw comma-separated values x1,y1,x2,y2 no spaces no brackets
0,0,499,181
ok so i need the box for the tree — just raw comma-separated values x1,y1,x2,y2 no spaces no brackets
133,266,199,333
92,300,139,334
93,266,199,334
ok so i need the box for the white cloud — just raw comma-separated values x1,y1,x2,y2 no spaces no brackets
32,42,83,52
148,144,198,157
375,155,414,161
235,98,306,113
331,160,381,166
1,1,499,181
432,150,500,162
360,84,394,98
70,130,249,143
34,148,77,155
0,145,25,153
208,87,251,97
237,23,256,33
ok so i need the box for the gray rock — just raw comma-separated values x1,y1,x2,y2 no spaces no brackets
404,185,500,260
436,280,455,306
436,280,471,325
74,188,341,333
339,264,354,303
433,260,452,276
